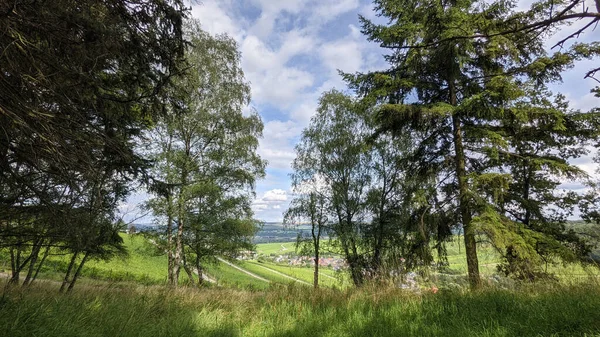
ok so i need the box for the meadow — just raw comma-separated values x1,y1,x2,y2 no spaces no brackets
2,234,600,336
2,281,600,337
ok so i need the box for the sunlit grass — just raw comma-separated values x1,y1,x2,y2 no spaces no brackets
2,281,600,337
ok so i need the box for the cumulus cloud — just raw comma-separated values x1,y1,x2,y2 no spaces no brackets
320,38,363,75
263,189,288,202
252,189,290,221
191,0,246,40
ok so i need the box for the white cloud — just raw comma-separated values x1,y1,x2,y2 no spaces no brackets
248,0,305,38
315,0,359,17
320,39,363,75
191,0,246,41
571,92,600,112
252,188,290,221
263,189,288,202
240,34,315,108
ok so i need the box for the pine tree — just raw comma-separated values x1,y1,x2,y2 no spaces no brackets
344,0,577,287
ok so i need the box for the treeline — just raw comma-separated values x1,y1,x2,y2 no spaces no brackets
0,1,264,290
286,0,600,288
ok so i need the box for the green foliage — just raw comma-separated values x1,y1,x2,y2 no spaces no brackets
0,0,187,289
343,0,598,285
145,19,265,286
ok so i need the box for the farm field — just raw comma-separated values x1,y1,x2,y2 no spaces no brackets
251,261,350,288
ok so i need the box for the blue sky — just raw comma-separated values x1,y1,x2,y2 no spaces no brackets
189,0,392,222
121,0,600,223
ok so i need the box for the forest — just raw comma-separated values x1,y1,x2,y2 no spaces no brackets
1,0,600,336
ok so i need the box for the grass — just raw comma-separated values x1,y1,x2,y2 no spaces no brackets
2,281,600,337
0,235,276,289
204,262,270,290
235,261,300,285
255,242,296,255
253,261,349,288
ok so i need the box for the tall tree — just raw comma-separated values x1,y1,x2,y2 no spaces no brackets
484,89,597,279
284,180,329,288
146,20,265,287
292,90,371,286
344,0,578,288
0,0,186,290
290,90,449,286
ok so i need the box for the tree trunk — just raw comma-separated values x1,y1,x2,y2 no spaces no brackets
313,227,320,289
182,253,196,287
30,244,51,285
166,194,175,286
9,247,18,284
196,255,204,287
60,251,78,292
23,239,43,286
313,251,319,289
451,91,481,288
523,164,532,227
174,169,188,286
10,247,34,285
67,251,89,292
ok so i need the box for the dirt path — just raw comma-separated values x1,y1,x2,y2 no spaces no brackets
216,257,270,283
249,263,311,286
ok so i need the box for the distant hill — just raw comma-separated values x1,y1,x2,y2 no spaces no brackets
129,222,310,243
254,222,312,243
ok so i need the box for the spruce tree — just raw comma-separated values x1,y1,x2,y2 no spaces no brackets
344,0,576,287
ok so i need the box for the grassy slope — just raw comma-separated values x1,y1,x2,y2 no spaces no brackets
252,261,349,288
0,234,273,289
3,234,596,291
2,282,600,337
236,261,300,285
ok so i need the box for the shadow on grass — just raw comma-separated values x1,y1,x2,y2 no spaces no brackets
266,287,600,337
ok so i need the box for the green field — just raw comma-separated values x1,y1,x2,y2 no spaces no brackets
2,234,598,292
255,242,296,255
252,261,350,288
205,262,270,290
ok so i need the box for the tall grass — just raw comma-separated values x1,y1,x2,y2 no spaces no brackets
2,281,600,337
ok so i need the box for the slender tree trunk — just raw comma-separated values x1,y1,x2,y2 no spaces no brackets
67,251,89,292
174,196,183,286
523,165,532,227
182,253,196,287
373,187,387,274
9,247,17,284
450,80,481,289
196,255,204,287
60,251,78,293
10,247,34,284
30,244,51,285
313,245,320,289
174,168,188,286
348,214,363,286
23,239,43,286
166,194,175,286
312,219,321,289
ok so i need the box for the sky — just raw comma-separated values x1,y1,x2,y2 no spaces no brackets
121,0,600,223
